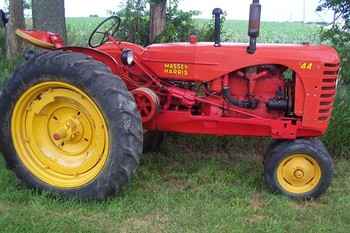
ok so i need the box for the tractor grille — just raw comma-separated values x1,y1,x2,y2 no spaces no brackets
318,63,340,121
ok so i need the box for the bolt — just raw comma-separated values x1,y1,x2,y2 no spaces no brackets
294,169,304,179
53,128,67,141
53,133,61,141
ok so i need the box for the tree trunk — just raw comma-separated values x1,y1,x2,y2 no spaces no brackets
149,0,167,43
6,0,25,59
32,0,67,41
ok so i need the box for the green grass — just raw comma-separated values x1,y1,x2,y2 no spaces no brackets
1,136,350,233
1,19,350,233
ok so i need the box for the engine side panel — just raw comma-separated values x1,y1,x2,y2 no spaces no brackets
141,43,340,137
142,43,339,81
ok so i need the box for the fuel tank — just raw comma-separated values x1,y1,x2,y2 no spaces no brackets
141,42,339,81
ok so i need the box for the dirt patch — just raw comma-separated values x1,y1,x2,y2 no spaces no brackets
0,201,12,214
246,193,266,224
163,175,192,191
120,211,169,233
247,214,265,224
250,192,265,210
289,200,326,210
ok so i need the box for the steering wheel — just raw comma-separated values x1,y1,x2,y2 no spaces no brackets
88,16,121,48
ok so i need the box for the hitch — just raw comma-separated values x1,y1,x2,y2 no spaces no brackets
212,8,223,47
247,0,261,54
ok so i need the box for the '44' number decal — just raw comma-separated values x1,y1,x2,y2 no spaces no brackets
300,62,313,70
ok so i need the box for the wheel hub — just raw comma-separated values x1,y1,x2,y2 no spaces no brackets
46,105,92,156
277,154,322,194
294,169,304,179
52,117,82,141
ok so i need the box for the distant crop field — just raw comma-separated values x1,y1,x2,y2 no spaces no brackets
66,17,102,45
196,19,321,44
66,17,321,46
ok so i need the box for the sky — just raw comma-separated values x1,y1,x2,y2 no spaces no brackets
0,0,334,22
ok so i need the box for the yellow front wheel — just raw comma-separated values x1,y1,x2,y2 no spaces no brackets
264,139,333,200
0,51,143,200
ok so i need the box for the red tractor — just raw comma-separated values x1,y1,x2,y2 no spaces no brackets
0,1,340,200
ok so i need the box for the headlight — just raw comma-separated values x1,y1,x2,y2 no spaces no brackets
121,49,134,66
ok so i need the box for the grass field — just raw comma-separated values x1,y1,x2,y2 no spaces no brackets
1,136,350,233
0,19,349,233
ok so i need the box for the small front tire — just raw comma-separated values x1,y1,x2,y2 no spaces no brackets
264,139,333,200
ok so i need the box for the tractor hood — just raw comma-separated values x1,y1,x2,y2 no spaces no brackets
142,42,340,81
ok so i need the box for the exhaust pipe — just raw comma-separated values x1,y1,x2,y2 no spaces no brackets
247,0,261,54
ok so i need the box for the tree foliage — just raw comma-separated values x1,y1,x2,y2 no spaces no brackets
318,0,350,30
115,0,201,46
2,0,31,10
318,0,350,82
116,0,149,45
155,1,199,43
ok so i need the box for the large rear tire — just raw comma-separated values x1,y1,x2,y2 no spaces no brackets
0,51,143,200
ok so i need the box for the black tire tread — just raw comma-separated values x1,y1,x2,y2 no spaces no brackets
264,138,333,200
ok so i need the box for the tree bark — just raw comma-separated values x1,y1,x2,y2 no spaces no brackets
32,0,67,41
6,0,25,59
149,0,167,43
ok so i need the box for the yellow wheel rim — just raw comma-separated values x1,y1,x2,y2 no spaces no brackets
277,154,322,194
11,81,109,188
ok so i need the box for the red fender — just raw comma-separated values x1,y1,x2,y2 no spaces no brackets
61,47,122,75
